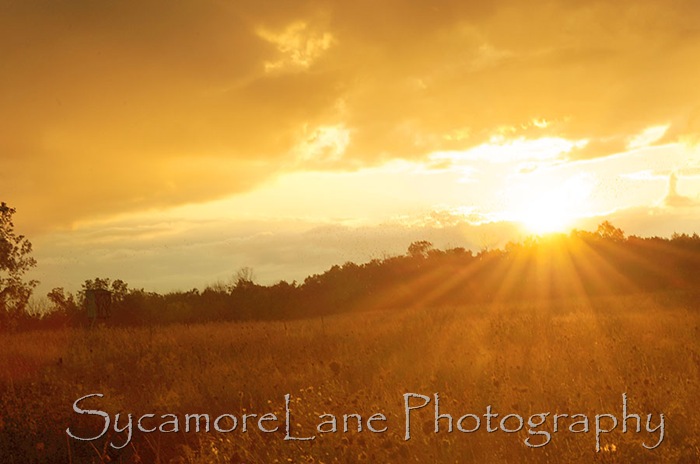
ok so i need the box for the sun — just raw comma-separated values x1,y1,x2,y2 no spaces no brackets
518,195,576,234
510,174,594,235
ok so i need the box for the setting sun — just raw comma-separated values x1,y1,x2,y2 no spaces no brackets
510,174,594,234
519,198,575,234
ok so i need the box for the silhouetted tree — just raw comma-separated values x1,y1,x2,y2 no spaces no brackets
232,266,256,291
46,287,80,326
407,240,433,258
0,202,38,329
7,220,700,330
110,279,129,303
596,221,625,241
47,287,78,313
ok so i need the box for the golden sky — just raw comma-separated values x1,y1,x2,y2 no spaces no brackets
2,0,700,293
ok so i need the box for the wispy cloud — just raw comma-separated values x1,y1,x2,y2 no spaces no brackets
664,173,700,208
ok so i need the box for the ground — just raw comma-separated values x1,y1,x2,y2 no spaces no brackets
1,292,699,463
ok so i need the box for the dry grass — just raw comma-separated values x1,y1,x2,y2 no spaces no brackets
1,293,699,463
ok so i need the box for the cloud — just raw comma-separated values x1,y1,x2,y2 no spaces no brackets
579,204,700,239
257,21,335,72
664,172,699,208
3,0,700,231
28,213,524,295
677,107,700,147
627,125,670,150
30,198,700,297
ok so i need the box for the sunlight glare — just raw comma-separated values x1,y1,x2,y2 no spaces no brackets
512,174,594,234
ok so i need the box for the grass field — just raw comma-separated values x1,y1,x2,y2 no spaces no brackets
1,292,699,463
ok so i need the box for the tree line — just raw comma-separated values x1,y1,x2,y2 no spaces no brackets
2,201,700,331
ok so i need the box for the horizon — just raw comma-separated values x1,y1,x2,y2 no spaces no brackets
23,219,700,298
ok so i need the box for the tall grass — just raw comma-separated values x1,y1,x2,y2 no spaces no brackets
1,293,698,463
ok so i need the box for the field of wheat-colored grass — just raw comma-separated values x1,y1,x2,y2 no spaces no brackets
1,292,699,463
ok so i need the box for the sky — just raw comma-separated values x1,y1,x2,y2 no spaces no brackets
1,0,700,295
